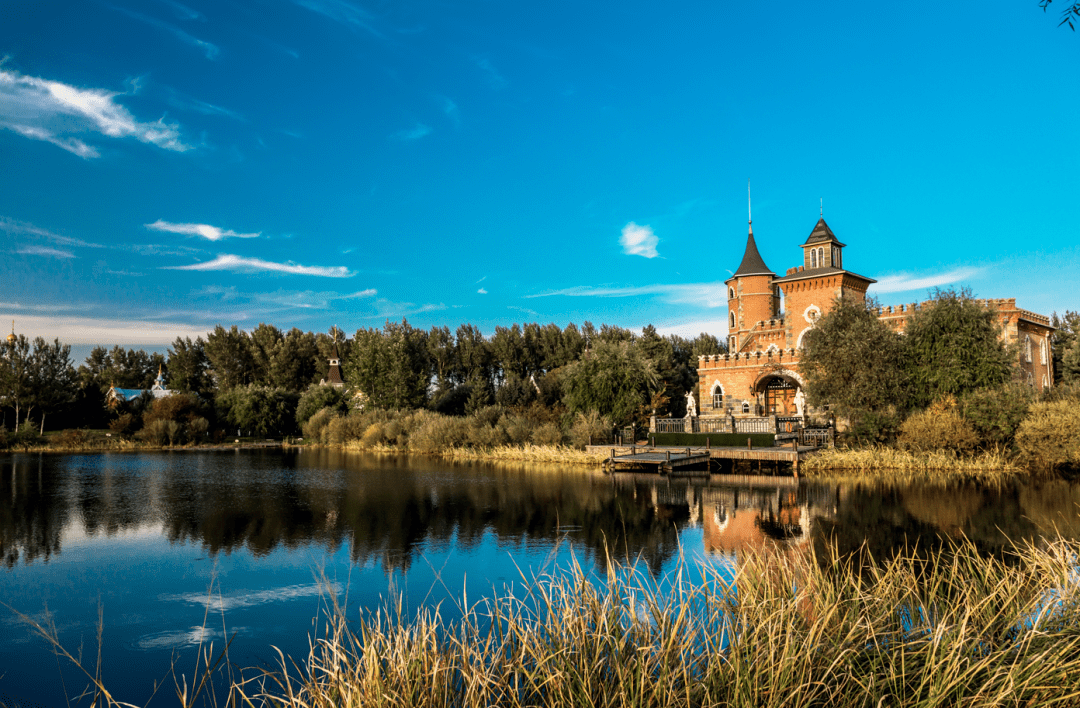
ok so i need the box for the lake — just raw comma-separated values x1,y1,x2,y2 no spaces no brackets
2,449,1079,706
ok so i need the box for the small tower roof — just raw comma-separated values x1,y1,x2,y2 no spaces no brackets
803,218,846,247
731,226,774,278
6,320,15,344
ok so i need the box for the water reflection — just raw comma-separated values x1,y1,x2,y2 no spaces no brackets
3,449,1079,574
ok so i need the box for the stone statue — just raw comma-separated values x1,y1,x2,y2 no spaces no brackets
685,390,697,418
794,389,806,417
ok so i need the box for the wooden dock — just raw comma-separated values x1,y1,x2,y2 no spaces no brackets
590,443,821,477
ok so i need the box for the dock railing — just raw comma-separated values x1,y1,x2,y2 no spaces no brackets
653,416,801,436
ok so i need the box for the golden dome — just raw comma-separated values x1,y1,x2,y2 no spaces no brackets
6,320,14,344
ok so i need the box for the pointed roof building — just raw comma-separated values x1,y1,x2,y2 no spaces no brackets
731,226,775,278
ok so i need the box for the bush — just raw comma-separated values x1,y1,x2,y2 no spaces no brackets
897,397,979,453
109,413,136,437
296,385,348,426
52,429,90,448
960,384,1034,448
138,419,171,446
409,415,469,453
302,407,339,444
1015,400,1080,471
187,416,210,442
568,410,611,448
10,420,43,449
531,421,564,446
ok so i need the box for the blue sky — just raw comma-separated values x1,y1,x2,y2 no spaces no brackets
2,0,1078,349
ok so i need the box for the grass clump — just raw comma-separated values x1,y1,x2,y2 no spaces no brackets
802,444,1021,482
231,538,1080,708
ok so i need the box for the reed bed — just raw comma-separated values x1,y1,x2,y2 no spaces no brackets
802,445,1024,482
441,443,606,465
218,538,1080,708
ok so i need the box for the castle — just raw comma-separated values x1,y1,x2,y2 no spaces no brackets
694,216,1055,421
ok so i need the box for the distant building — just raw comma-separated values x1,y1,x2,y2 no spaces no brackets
320,344,345,388
695,216,1055,420
107,366,172,407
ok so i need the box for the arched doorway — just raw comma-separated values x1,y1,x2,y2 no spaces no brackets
755,374,800,416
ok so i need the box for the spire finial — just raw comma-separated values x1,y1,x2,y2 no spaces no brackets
820,198,823,218
747,179,752,225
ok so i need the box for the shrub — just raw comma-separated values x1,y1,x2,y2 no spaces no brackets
187,416,209,442
499,414,535,445
52,429,90,449
531,421,564,446
10,420,43,449
138,419,171,446
109,413,136,437
897,397,979,453
568,410,611,448
296,385,348,426
960,384,1034,448
409,415,469,453
1015,400,1080,471
302,407,339,443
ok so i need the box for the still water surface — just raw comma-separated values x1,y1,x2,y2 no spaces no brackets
2,449,1080,706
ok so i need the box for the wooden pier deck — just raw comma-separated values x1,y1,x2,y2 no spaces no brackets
589,443,821,477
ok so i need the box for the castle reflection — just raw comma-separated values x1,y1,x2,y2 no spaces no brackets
3,449,1079,573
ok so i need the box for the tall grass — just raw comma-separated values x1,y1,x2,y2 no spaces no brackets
803,444,1023,482
230,538,1080,707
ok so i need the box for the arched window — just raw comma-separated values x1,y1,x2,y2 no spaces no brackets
811,249,817,268
1025,335,1033,363
1040,339,1047,365
711,383,724,410
741,401,750,414
728,286,734,299
730,312,735,328
818,247,825,267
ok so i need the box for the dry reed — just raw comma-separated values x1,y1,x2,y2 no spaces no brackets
802,444,1024,482
231,538,1080,708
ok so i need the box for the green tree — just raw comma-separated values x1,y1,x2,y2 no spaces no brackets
1051,311,1080,384
166,336,211,395
427,326,457,393
904,288,1012,407
296,384,348,425
271,328,319,391
347,320,430,409
561,340,657,426
249,323,284,386
800,295,909,440
216,384,298,437
29,338,77,432
204,325,253,391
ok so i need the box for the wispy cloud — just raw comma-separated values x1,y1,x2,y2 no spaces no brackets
473,56,508,90
0,313,209,344
165,90,244,121
0,67,190,157
392,122,431,141
256,288,377,309
146,219,260,241
528,282,727,308
109,5,220,59
0,216,103,248
18,245,75,258
872,267,983,294
477,288,488,294
620,222,659,259
160,582,341,612
437,95,460,126
165,254,354,278
293,0,380,36
153,0,205,21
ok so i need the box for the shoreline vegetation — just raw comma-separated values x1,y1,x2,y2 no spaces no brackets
23,536,1080,708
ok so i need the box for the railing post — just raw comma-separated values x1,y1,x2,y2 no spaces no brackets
747,437,752,450
706,437,710,450
666,450,671,462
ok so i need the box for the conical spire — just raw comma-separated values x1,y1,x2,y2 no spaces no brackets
732,227,774,278
803,217,842,245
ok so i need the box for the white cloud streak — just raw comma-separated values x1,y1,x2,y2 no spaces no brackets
392,123,431,141
477,288,488,294
109,5,220,59
528,282,727,308
146,219,260,241
293,0,380,36
0,68,190,157
1,314,209,344
620,222,659,258
165,254,354,278
473,56,508,90
160,582,341,612
0,216,102,248
18,245,74,258
872,267,983,294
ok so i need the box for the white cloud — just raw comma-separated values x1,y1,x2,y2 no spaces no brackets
165,254,354,278
477,288,488,294
18,245,74,258
0,68,190,157
392,123,432,141
1,314,209,344
528,282,727,308
146,219,260,241
256,288,377,308
160,582,341,612
654,320,727,339
620,222,659,259
110,6,219,59
473,56,508,90
293,0,380,36
0,216,102,248
872,267,982,294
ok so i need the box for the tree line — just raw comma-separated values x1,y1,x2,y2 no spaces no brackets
0,320,726,443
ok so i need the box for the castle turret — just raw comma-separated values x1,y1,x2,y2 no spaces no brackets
725,221,779,352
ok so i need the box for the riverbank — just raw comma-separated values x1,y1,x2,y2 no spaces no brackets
62,536,1080,708
801,444,1027,482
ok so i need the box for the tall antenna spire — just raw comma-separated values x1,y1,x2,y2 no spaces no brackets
820,198,823,217
747,179,752,225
